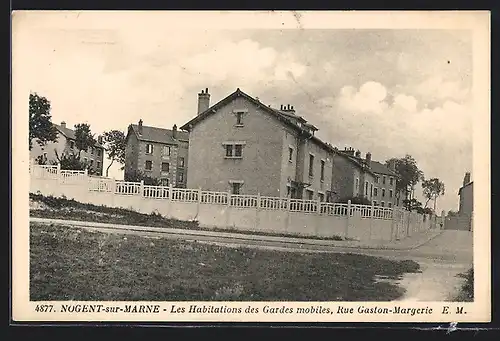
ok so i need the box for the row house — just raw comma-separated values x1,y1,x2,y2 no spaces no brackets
180,88,335,200
30,121,105,176
124,121,189,187
331,148,402,207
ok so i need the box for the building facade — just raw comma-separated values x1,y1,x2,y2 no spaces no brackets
124,121,189,187
30,121,105,176
458,172,473,217
369,159,402,208
180,88,335,200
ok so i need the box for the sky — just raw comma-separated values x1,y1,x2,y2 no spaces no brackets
15,11,477,213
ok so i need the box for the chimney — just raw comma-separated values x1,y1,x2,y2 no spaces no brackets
282,104,296,114
365,152,372,167
138,119,143,135
197,88,211,115
172,124,177,139
388,159,396,171
355,150,361,158
463,172,471,186
61,121,66,128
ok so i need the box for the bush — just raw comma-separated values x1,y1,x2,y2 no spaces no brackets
124,169,161,186
338,195,371,205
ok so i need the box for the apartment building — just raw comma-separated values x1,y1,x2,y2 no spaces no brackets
124,121,189,187
370,159,401,208
30,121,105,176
180,88,335,200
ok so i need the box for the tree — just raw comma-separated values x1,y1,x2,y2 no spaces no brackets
403,198,423,212
102,130,126,177
386,155,424,210
73,123,96,158
29,93,58,150
422,178,445,212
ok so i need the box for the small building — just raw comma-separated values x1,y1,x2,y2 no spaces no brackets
458,172,474,218
180,88,335,200
30,121,105,176
124,121,189,187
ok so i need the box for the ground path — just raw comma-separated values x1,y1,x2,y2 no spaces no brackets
30,217,473,301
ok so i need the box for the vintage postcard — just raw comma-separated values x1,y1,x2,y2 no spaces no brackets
11,10,491,323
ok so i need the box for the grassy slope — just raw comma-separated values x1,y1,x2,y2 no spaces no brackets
30,223,420,301
29,193,345,241
454,268,474,302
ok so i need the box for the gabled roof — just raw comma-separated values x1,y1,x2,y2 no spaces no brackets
335,151,376,176
128,124,189,145
180,88,331,152
369,160,398,176
54,124,104,148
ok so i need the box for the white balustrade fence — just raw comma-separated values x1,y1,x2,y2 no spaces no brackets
29,164,436,241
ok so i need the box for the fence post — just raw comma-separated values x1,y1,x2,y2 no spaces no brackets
345,199,351,239
197,187,202,218
140,180,144,197
390,208,396,241
256,192,261,230
285,196,291,232
225,191,231,228
369,202,374,240
56,163,61,184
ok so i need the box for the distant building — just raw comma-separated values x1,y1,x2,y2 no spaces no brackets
370,159,403,208
124,121,189,187
180,88,335,200
30,121,105,176
330,148,376,203
458,172,473,218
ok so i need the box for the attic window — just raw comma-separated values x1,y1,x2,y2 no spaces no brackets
233,109,247,127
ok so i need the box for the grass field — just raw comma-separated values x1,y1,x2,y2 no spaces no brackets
29,193,345,241
30,223,421,301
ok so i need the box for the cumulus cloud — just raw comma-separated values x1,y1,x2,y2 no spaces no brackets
314,81,472,213
415,76,470,102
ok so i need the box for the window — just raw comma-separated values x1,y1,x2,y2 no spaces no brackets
84,157,88,163
383,176,386,185
381,201,385,207
179,157,185,168
318,193,325,202
388,202,392,208
236,112,244,126
320,160,325,181
90,160,94,167
374,187,378,196
396,198,400,206
382,189,386,197
163,146,171,156
97,149,102,157
288,147,293,162
389,189,393,198
89,146,94,154
97,161,101,169
145,160,152,170
224,143,244,158
287,186,291,197
232,183,242,195
389,177,394,185
234,144,242,157
161,178,169,186
161,162,170,172
146,144,154,155
370,184,373,197
70,141,75,149
306,189,314,200
373,201,378,206
365,181,369,196
355,178,359,191
308,154,314,177
179,172,184,182
226,145,233,157
375,176,379,184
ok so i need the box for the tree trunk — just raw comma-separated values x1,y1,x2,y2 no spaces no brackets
433,195,437,213
106,158,114,178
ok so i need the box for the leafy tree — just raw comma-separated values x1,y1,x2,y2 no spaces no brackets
73,123,96,158
54,151,97,175
102,130,126,177
386,155,424,210
124,169,161,186
422,178,445,212
403,198,423,212
29,93,58,150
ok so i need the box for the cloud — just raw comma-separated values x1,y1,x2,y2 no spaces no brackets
313,81,472,213
415,76,470,103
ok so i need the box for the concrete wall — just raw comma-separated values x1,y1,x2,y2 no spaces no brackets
186,96,284,196
30,166,434,242
444,215,472,231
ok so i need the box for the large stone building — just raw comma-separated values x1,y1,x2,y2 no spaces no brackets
459,172,473,218
124,121,189,187
180,88,335,200
30,121,105,176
